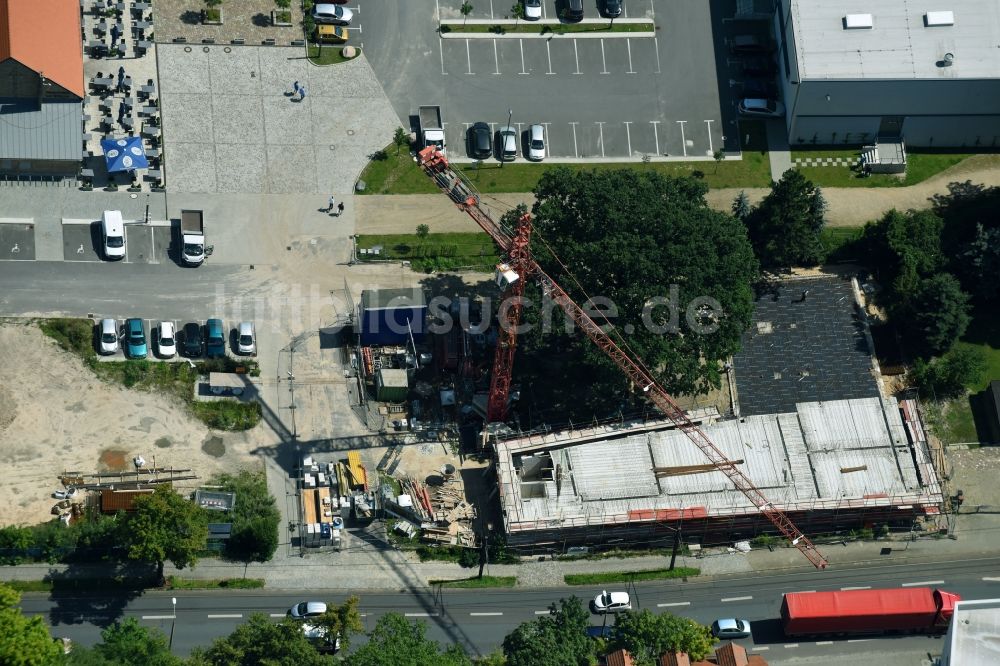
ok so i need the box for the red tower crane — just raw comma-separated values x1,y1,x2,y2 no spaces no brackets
416,147,828,569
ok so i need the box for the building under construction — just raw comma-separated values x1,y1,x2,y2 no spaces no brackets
495,276,944,550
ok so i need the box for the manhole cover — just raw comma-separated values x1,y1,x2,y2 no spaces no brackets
346,129,355,136
329,145,336,151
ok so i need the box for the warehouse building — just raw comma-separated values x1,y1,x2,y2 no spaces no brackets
775,0,1000,152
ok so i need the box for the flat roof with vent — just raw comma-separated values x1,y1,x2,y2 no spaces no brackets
790,0,1000,79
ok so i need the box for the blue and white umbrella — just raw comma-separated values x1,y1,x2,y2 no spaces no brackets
101,136,149,173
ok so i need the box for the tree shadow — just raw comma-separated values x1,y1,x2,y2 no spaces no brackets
251,13,271,27
45,561,154,629
180,10,203,26
969,389,997,445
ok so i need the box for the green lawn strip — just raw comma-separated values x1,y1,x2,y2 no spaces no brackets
819,226,865,262
356,232,499,273
441,22,653,34
307,43,361,66
3,578,150,593
564,567,700,585
358,149,439,195
428,576,517,588
166,576,265,590
39,319,261,431
2,580,53,593
791,149,993,188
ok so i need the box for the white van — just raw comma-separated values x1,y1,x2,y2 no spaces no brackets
102,210,126,260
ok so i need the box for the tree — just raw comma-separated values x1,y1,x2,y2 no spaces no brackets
860,208,944,306
903,273,971,357
346,613,472,666
502,597,597,666
67,618,181,666
912,345,987,400
194,613,331,666
0,583,62,666
416,224,430,240
394,127,410,156
611,610,713,666
460,1,474,25
745,170,826,268
511,3,524,26
125,484,208,585
211,470,280,566
712,148,725,173
731,190,752,222
275,0,291,8
518,168,759,420
314,596,364,653
957,223,1000,303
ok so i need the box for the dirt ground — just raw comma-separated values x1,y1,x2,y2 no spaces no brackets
946,447,1000,511
0,322,267,527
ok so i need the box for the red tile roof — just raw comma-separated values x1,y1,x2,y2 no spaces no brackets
660,653,692,666
0,0,84,98
716,642,750,666
606,649,635,666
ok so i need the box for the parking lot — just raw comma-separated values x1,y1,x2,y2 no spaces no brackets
62,221,172,264
94,317,257,362
0,221,36,261
362,0,732,161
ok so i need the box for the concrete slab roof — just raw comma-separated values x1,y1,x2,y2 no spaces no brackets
732,276,878,417
790,0,1000,80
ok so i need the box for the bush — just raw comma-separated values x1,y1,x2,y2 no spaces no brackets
209,470,281,563
192,400,262,431
912,346,987,400
39,318,96,361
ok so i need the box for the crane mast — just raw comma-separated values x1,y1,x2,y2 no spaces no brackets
416,147,828,569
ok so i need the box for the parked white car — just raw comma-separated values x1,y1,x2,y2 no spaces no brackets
101,210,125,260
237,321,256,356
591,590,631,613
312,3,352,25
527,124,545,161
738,98,785,117
524,0,542,20
97,318,119,355
157,321,176,358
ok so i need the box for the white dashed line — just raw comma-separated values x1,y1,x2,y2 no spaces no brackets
784,644,799,648
816,641,833,646
405,613,438,617
721,596,752,602
982,577,1000,581
752,646,770,651
142,615,174,620
841,586,871,591
657,602,690,607
790,590,816,594
901,580,944,587
207,614,242,619
470,612,503,616
847,639,871,643
534,610,551,615
269,613,286,618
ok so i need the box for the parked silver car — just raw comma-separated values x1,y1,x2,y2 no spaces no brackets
97,318,119,355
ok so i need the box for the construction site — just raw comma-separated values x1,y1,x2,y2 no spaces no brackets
334,148,947,567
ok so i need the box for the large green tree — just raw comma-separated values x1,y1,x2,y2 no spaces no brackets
745,170,826,268
502,597,597,666
211,469,280,565
903,273,972,356
517,168,758,421
67,618,180,666
345,613,471,666
0,583,62,666
861,208,945,307
912,345,987,400
314,596,364,653
193,613,331,666
125,485,208,584
611,610,713,666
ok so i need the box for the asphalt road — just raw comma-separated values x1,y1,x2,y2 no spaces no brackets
361,0,738,160
19,555,1000,661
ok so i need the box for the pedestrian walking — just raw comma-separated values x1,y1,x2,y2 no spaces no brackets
299,85,307,101
292,80,300,96
327,195,336,212
337,202,345,216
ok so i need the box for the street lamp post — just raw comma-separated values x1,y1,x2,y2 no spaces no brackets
500,108,512,168
169,597,177,650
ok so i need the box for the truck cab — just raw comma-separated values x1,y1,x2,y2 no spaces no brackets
180,209,206,266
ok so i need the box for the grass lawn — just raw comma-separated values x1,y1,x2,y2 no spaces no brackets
166,576,265,590
564,567,700,585
441,22,653,34
358,122,770,196
428,576,517,588
820,226,865,262
307,44,360,66
356,232,498,273
791,147,994,188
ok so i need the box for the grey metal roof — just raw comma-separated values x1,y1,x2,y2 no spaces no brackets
732,276,878,417
0,98,80,161
790,0,1000,80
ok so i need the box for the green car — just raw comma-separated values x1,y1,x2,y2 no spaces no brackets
205,318,226,358
124,318,148,359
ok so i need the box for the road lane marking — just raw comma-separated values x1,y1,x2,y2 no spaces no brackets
982,577,1000,581
270,613,286,618
721,596,752,602
847,639,871,643
626,38,635,73
816,641,833,645
901,580,944,587
624,121,632,155
790,590,816,594
534,610,551,615
142,615,174,620
573,39,581,74
545,40,554,74
465,39,473,74
207,614,242,619
841,586,870,591
752,646,770,651
650,120,660,155
405,612,438,617
657,602,690,607
596,121,606,157
493,40,500,74
470,612,503,616
676,120,687,156
705,119,714,153
784,644,799,648
519,39,528,74
600,39,609,74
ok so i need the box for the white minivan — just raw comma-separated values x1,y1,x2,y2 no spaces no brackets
101,210,126,260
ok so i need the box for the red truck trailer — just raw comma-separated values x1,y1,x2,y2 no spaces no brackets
781,588,960,637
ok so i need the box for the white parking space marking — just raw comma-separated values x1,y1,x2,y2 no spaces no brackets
519,40,528,74
626,38,635,73
657,602,690,607
721,596,752,602
650,120,660,155
493,40,500,74
653,36,661,73
573,39,581,74
470,612,503,616
841,586,871,591
677,120,687,156
466,39,473,74
489,0,494,18
596,122,606,157
542,122,552,154
208,614,242,619
902,580,945,587
439,36,447,75
624,121,633,155
600,39,609,74
570,122,579,157
545,40,554,74
705,119,714,153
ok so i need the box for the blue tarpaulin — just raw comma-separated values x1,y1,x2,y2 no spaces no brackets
101,136,148,172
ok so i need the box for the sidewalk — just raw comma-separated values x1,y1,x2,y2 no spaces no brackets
4,513,998,591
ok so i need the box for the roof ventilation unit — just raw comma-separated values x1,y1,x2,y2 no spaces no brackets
843,13,874,29
925,11,955,26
